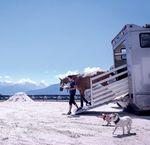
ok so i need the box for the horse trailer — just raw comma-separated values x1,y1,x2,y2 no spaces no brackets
111,24,150,113
76,24,150,115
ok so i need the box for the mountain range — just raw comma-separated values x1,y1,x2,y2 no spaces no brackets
0,81,67,95
27,84,68,95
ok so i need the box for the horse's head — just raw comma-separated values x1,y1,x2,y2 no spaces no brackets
59,77,69,91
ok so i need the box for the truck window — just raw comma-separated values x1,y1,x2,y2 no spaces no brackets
140,33,150,48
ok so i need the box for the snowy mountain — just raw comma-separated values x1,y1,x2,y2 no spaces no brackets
27,84,69,95
0,81,76,95
0,81,46,95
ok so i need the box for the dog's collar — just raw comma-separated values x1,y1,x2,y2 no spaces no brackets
114,117,120,124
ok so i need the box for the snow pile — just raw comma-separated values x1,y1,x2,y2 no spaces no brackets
6,92,33,102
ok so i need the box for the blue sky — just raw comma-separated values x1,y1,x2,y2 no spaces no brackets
0,0,149,85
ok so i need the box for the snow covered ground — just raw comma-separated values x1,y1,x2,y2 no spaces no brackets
0,101,149,145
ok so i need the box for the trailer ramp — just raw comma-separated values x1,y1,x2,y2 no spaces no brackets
75,64,128,114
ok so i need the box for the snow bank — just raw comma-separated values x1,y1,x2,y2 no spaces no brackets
6,92,33,102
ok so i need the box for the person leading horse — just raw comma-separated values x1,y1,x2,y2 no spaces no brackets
59,71,109,108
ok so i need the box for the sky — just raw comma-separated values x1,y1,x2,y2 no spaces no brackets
0,0,149,86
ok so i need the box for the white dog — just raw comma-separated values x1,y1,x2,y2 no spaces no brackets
111,113,132,135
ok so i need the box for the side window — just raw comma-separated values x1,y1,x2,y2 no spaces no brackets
140,33,150,48
121,48,126,60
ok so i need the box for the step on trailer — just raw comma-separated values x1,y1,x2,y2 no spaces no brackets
75,24,150,115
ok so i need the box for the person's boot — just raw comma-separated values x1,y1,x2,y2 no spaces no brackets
76,107,82,112
67,111,71,115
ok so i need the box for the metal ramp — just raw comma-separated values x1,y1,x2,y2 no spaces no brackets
75,64,129,114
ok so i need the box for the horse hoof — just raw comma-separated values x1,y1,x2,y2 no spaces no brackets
86,102,91,106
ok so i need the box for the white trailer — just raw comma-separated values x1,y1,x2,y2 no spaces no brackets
112,24,150,113
76,24,150,114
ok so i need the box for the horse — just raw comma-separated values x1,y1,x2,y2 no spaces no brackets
59,71,110,107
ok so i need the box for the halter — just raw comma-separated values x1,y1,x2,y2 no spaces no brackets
59,77,69,91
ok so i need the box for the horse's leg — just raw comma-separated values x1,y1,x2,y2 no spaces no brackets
80,95,83,107
81,94,88,104
79,91,84,107
80,90,89,106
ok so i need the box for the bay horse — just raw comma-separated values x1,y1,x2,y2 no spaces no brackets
59,71,110,107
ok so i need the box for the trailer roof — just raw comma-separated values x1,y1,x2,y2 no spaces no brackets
111,24,150,47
